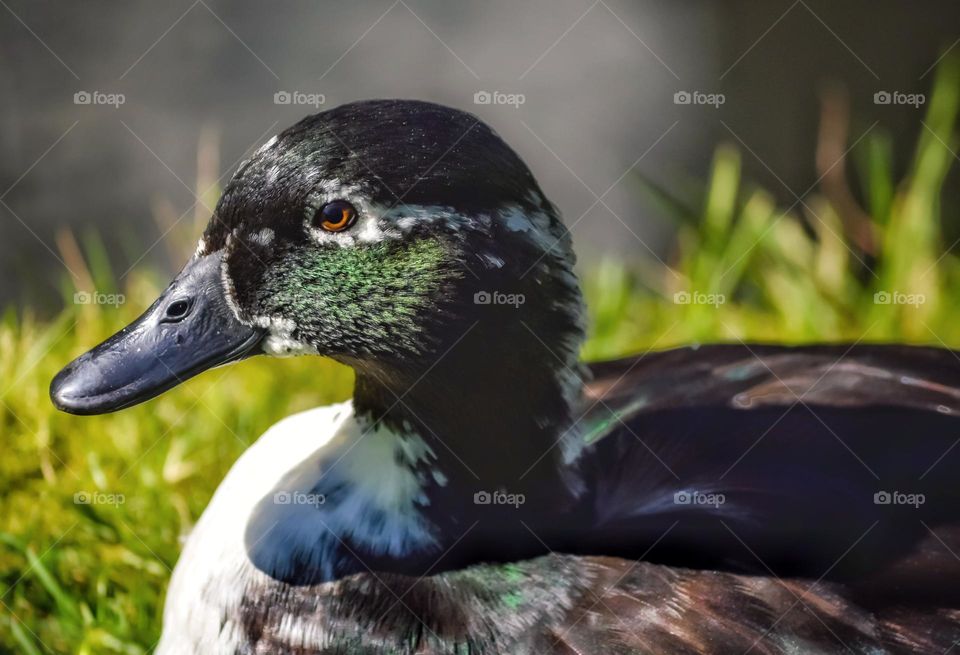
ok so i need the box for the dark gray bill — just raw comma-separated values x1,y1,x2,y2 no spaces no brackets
50,250,264,415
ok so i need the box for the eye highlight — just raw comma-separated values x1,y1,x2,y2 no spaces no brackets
315,200,357,233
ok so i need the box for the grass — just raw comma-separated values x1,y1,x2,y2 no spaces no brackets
2,58,960,654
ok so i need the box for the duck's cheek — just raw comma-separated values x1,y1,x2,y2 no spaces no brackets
219,245,332,358
224,238,463,361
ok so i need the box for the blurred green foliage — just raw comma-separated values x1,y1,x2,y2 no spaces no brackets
2,59,960,653
587,56,960,360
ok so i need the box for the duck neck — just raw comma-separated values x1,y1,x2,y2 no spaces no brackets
349,323,587,505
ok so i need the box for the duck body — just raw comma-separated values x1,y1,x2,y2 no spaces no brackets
49,100,960,654
161,343,960,654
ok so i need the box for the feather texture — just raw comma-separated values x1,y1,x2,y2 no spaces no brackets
160,344,960,654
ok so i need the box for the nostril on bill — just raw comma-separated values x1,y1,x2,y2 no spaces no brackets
164,298,193,322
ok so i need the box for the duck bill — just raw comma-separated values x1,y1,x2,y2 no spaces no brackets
50,250,264,415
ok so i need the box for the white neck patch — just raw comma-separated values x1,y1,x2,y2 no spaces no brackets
159,401,441,652
243,403,439,580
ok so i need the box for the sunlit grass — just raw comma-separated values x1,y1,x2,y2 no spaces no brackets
2,58,959,654
585,56,960,358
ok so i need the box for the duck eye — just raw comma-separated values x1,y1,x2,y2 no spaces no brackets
316,200,357,233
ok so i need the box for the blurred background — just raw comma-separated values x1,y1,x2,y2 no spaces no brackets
4,2,960,653
3,0,959,308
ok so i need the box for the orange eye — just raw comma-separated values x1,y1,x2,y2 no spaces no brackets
317,200,357,232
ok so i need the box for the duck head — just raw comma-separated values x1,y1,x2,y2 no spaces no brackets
52,100,585,458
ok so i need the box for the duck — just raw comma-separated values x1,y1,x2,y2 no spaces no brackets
50,99,960,654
